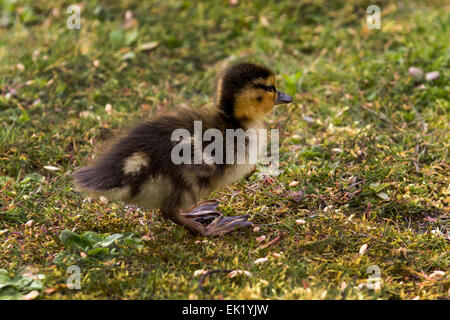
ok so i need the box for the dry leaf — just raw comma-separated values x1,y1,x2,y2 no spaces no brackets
287,190,304,202
141,103,152,111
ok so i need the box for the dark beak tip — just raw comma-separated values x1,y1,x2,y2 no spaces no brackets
275,91,294,105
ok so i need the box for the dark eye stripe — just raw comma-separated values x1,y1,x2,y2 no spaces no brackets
254,84,276,92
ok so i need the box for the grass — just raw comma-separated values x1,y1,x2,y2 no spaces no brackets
0,0,449,300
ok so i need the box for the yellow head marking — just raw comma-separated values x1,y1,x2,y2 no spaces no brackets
216,79,224,106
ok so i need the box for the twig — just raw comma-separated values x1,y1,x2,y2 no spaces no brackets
348,179,366,189
259,231,287,250
198,269,232,291
351,231,392,247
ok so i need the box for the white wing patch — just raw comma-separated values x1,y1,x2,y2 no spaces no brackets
123,152,149,175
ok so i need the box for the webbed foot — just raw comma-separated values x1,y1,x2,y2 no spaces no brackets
178,200,253,236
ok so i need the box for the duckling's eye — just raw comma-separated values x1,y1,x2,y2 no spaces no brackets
256,96,262,102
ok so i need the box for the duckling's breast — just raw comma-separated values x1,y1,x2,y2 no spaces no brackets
204,122,267,191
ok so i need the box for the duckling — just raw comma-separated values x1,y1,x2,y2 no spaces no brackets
73,62,293,236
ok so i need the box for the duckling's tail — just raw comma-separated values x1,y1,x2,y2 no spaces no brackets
72,163,125,192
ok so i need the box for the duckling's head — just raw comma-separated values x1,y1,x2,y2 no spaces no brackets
217,62,293,124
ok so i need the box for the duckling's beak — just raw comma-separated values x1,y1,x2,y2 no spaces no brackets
275,91,293,105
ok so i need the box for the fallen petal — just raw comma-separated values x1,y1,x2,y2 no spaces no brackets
289,180,299,187
254,257,269,264
425,71,439,81
99,196,109,204
138,42,159,52
408,67,424,79
359,244,368,255
255,235,266,243
428,271,445,279
243,270,253,277
272,252,281,258
193,269,208,277
22,290,39,300
105,104,113,115
43,165,59,172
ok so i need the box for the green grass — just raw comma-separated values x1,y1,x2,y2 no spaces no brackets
0,0,449,300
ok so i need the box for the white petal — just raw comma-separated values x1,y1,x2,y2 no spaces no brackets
408,67,423,79
359,244,368,255
254,257,269,264
193,269,207,277
425,71,439,81
428,271,445,279
44,165,59,172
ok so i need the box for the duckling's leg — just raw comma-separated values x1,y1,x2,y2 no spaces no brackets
162,207,207,235
178,200,254,236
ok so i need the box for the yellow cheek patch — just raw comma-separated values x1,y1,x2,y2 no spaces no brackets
233,89,255,119
233,81,276,121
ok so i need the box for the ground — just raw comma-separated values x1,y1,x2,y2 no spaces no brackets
0,0,448,300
